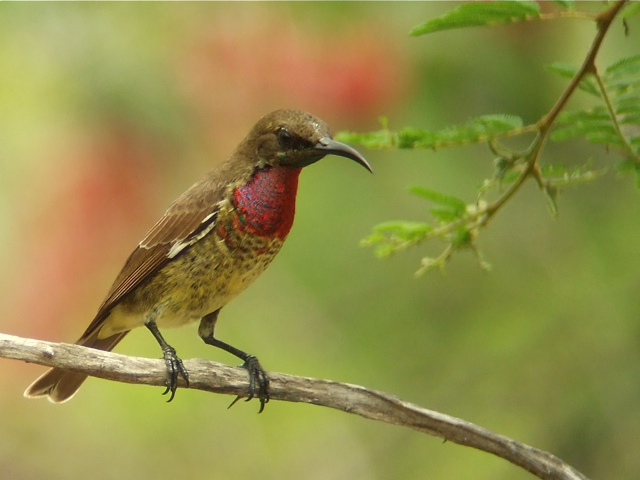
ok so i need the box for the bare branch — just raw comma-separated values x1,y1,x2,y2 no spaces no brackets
2,332,587,480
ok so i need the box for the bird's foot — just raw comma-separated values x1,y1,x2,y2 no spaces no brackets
161,345,189,402
228,355,270,413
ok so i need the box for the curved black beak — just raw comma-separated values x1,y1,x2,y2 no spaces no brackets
313,137,373,173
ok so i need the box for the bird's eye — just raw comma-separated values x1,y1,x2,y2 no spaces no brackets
277,127,295,149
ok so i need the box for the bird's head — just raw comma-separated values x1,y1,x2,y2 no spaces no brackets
247,109,372,173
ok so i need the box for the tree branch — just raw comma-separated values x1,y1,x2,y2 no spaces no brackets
2,332,587,480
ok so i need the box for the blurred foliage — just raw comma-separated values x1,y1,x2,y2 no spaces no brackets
0,2,639,480
338,114,529,150
410,1,544,36
339,0,640,276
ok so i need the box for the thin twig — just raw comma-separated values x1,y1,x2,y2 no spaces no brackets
478,0,628,225
593,66,640,165
1,332,588,480
376,1,629,271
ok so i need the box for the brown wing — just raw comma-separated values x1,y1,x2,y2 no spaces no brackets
80,175,227,339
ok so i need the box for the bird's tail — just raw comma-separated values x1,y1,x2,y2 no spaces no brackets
24,330,129,403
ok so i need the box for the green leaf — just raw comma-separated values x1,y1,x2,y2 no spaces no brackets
618,106,640,120
604,55,640,80
615,97,640,116
450,227,473,248
601,56,640,101
339,115,525,150
615,157,638,174
550,0,575,10
363,220,436,259
545,63,601,97
539,164,566,176
400,115,524,149
542,163,604,185
360,232,385,245
604,78,640,97
476,114,524,130
544,62,578,79
397,128,437,149
616,156,640,190
430,207,462,224
409,186,467,214
622,1,640,19
374,244,397,259
551,107,621,146
585,129,624,147
373,221,433,240
410,1,541,36
335,130,394,150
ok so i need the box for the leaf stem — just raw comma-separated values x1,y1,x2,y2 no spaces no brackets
538,0,628,134
593,67,640,165
483,0,629,225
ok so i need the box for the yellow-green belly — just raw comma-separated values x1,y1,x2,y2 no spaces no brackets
98,228,283,338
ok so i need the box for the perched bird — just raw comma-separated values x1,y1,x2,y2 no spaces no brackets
24,109,372,411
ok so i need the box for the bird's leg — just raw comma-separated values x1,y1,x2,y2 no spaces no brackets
145,310,189,402
199,310,270,413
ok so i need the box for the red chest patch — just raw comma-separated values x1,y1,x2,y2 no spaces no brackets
233,165,302,239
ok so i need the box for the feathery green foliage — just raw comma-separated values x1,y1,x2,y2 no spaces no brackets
337,115,526,150
551,54,640,184
622,1,640,19
339,0,638,276
410,1,541,36
544,63,601,96
550,0,575,10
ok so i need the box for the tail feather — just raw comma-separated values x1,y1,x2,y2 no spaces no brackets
24,331,129,403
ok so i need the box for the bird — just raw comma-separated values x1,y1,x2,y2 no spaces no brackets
24,109,372,411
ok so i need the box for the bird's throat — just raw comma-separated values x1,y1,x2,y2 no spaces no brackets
233,165,302,240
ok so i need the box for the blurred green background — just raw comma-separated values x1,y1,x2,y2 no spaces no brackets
1,2,639,479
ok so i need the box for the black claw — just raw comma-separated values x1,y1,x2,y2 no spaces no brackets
160,345,189,402
227,396,242,410
228,355,269,413
198,314,269,412
145,319,189,402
